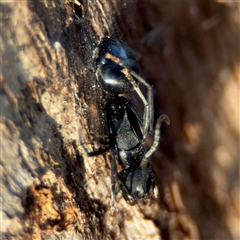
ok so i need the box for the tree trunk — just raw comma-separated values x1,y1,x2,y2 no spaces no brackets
1,0,239,239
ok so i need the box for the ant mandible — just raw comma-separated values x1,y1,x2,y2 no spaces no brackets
94,37,170,207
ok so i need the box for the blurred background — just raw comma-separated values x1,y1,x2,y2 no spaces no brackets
117,1,239,239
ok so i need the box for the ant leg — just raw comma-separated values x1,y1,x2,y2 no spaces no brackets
78,128,111,156
103,102,118,208
137,114,167,192
145,114,170,158
105,53,153,139
126,69,154,136
140,159,149,193
110,147,117,208
126,101,144,141
127,100,144,125
103,102,111,143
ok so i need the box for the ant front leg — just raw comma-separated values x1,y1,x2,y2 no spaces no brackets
103,101,118,208
142,160,155,199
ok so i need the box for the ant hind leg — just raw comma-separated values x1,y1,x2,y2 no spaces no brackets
110,148,118,209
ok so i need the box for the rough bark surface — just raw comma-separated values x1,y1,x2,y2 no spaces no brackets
1,1,239,240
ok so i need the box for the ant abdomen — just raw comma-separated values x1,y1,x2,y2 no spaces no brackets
96,37,140,94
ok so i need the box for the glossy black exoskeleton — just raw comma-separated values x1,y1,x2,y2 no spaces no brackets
96,37,140,94
94,37,169,206
118,164,155,204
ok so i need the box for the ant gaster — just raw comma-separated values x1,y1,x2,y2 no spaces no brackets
94,37,169,207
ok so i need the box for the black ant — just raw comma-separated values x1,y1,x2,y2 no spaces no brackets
92,37,169,207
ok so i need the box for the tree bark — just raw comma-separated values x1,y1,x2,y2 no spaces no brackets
1,0,239,239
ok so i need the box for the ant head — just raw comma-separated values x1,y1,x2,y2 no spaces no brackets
95,37,140,95
118,163,155,204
